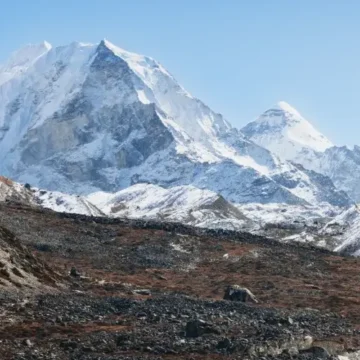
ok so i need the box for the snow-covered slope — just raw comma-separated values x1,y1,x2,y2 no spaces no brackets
0,176,34,203
88,183,253,230
33,188,103,216
313,146,360,202
0,40,351,208
238,201,336,226
0,176,102,216
241,101,333,163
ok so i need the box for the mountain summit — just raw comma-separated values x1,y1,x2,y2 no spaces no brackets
0,41,52,86
241,101,333,161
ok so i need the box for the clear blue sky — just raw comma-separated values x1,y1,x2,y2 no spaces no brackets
1,0,360,146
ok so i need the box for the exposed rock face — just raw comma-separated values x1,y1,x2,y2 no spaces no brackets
274,163,351,208
6,41,174,193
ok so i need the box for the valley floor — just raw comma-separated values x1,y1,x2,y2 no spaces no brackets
1,202,360,359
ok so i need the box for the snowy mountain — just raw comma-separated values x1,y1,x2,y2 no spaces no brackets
0,40,351,208
241,101,333,164
242,102,360,202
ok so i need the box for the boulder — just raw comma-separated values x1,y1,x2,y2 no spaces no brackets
299,346,330,359
223,285,258,303
185,319,220,338
133,289,151,296
217,337,233,350
70,267,80,277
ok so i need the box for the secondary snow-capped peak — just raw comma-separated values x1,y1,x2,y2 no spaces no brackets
241,101,333,161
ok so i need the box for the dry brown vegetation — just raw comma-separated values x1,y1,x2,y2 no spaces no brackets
1,201,360,359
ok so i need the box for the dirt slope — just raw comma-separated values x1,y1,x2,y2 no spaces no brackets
1,201,360,359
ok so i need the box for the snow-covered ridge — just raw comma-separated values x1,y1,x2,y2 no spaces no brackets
88,183,253,230
0,176,103,216
102,39,246,170
2,39,360,256
2,175,358,255
0,176,253,230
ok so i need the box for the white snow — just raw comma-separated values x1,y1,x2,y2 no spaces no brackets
87,183,251,230
0,41,52,86
242,101,333,162
323,205,360,255
237,202,334,225
276,101,302,117
338,350,360,359
0,175,103,216
0,39,357,255
34,188,103,216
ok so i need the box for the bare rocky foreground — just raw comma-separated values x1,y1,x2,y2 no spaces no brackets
1,202,360,359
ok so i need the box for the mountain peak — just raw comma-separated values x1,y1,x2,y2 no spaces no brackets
0,41,52,86
101,38,117,49
241,102,333,159
274,101,302,118
100,38,148,61
41,40,52,51
2,41,52,68
99,38,114,50
260,101,305,124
